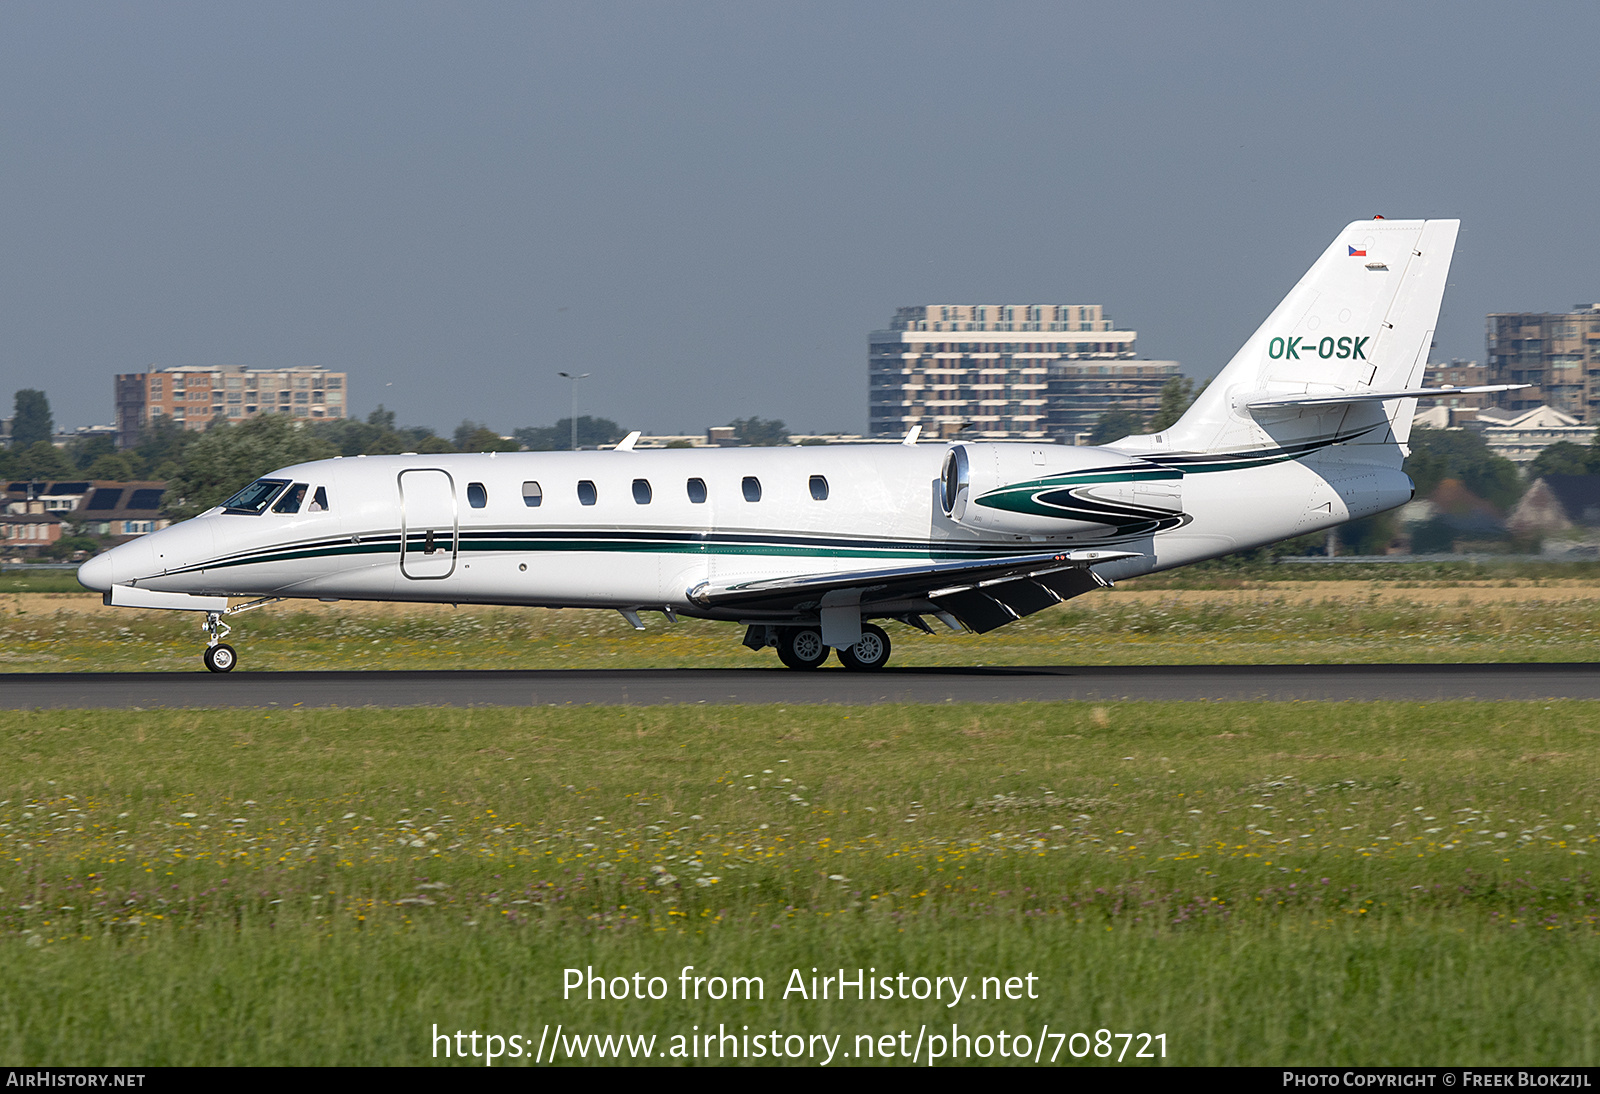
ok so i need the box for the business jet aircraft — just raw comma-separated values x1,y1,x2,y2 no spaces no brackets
79,217,1516,672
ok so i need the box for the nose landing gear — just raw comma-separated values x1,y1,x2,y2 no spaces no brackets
202,612,236,673
199,597,285,673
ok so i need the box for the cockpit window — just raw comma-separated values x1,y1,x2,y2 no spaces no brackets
271,483,308,514
221,478,290,515
309,486,330,512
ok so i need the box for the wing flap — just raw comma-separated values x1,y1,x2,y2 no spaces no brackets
930,588,1019,633
930,567,1106,633
690,547,1136,623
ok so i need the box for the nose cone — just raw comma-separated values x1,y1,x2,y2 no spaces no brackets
76,535,161,592
76,551,115,592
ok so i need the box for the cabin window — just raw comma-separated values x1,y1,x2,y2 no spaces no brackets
577,480,598,506
271,483,308,514
466,482,487,509
632,479,652,504
742,476,762,502
222,478,290,515
522,481,542,507
809,475,829,501
310,486,330,512
686,478,707,504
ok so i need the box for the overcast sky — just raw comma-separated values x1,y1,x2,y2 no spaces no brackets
3,2,1597,437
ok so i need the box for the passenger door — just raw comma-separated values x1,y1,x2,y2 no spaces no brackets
399,469,457,579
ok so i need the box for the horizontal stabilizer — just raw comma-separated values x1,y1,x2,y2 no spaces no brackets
1247,384,1526,410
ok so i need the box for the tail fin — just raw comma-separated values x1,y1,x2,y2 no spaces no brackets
1123,218,1459,463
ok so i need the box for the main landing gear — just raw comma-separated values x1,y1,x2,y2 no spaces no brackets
200,597,285,673
760,623,893,671
837,624,891,671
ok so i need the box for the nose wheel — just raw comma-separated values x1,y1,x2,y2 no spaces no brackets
197,598,282,673
202,611,237,672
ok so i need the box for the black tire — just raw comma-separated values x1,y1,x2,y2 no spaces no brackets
837,624,892,671
203,643,238,673
775,627,829,670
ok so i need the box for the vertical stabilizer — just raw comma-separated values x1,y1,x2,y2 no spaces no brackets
1125,218,1459,463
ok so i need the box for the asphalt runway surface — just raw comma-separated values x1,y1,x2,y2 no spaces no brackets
3,663,1599,709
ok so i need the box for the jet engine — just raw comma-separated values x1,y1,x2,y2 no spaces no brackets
940,443,1186,538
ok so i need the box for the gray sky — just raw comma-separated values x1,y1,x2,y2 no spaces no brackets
3,2,1597,436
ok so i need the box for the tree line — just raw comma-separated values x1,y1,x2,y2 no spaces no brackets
2,390,791,521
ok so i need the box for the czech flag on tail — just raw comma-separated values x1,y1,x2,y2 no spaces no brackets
1348,245,1367,257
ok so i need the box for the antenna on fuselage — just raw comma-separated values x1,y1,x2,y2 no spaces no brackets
901,425,922,446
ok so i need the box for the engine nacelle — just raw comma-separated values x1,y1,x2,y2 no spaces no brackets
940,443,1186,537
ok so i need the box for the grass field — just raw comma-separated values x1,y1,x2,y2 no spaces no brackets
3,702,1597,1065
9,577,1600,671
9,558,1600,672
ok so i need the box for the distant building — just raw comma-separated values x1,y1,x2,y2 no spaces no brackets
869,304,1176,440
1418,359,1493,415
4,478,95,515
52,424,118,448
0,512,63,555
1467,405,1593,465
115,364,349,448
613,434,712,449
1486,306,1600,422
67,481,171,539
608,431,869,450
2,478,171,545
1048,360,1184,441
1411,405,1475,431
787,432,865,445
1509,474,1600,535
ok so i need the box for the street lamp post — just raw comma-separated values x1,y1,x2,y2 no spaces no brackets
557,371,590,451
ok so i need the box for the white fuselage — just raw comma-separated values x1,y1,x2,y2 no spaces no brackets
78,442,1407,621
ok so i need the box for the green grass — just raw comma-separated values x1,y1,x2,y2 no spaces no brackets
1125,558,1600,587
8,587,1600,671
11,555,1600,597
8,556,1600,672
0,569,85,594
3,702,1597,1065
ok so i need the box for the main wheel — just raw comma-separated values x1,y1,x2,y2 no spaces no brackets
775,627,829,670
203,643,238,673
837,624,892,671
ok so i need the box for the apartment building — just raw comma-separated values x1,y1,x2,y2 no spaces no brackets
1047,359,1184,439
114,365,349,448
1486,306,1600,422
868,304,1177,440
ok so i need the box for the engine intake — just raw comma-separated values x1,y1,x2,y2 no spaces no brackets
940,443,1185,538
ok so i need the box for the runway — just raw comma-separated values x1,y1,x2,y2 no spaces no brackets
3,663,1599,709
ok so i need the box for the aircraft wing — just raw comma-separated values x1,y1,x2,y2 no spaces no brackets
688,547,1139,633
